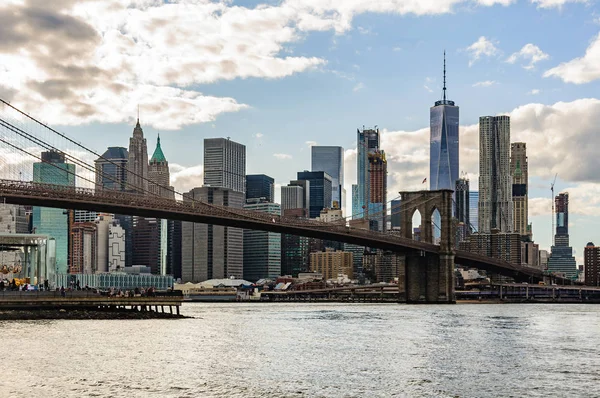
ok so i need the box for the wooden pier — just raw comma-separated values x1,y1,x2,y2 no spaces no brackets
0,291,183,315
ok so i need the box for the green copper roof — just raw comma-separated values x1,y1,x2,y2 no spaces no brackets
150,134,167,163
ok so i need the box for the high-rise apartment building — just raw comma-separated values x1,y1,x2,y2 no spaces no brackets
126,119,148,193
356,127,380,219
204,138,246,193
69,222,97,274
584,243,600,286
311,146,345,211
469,191,479,233
511,142,528,237
548,193,577,279
246,174,275,203
296,171,332,218
243,200,281,281
181,187,244,282
310,248,353,280
478,115,513,233
32,150,75,274
430,53,459,192
368,150,387,232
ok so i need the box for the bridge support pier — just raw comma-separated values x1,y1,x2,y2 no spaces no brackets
405,252,455,304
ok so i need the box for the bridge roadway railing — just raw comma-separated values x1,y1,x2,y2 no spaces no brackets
0,179,542,278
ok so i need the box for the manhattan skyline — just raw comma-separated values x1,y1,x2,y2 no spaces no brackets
1,0,599,262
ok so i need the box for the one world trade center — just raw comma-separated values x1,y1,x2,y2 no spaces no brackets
430,52,459,192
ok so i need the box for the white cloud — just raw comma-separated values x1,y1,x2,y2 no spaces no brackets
253,133,264,139
305,141,317,147
171,164,204,193
342,98,600,217
392,47,402,52
353,82,365,92
466,36,500,66
273,153,292,160
530,0,588,9
528,89,541,95
544,32,600,84
507,43,549,70
473,80,497,87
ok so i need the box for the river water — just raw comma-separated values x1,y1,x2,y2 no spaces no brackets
1,303,599,397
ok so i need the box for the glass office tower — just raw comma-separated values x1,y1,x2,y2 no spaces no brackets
32,150,76,275
430,54,459,192
311,146,344,211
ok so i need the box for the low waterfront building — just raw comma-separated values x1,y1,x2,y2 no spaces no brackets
0,233,56,286
55,272,174,291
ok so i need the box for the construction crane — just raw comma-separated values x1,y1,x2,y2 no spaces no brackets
551,173,558,246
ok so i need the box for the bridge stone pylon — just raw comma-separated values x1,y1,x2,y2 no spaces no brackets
399,189,455,303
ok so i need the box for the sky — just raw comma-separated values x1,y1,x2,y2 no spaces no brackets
1,0,600,262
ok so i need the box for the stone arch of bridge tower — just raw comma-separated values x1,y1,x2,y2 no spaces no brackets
399,190,453,250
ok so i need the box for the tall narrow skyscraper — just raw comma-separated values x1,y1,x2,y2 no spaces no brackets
126,119,148,193
356,127,380,219
311,146,344,211
204,138,246,193
430,52,459,192
548,193,577,279
368,150,387,232
478,115,513,233
511,142,529,237
455,177,470,242
148,134,174,200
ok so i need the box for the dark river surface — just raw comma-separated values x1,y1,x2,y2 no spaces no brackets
1,303,599,397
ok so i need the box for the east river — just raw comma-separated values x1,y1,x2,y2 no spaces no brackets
1,303,599,397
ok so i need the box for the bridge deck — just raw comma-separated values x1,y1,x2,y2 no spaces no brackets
0,179,548,281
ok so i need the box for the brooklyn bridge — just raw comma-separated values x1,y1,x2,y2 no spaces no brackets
0,99,558,303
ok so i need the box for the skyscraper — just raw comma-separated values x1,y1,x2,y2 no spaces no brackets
204,138,246,193
296,171,332,218
511,142,528,237
548,193,577,279
181,187,244,282
246,174,275,203
311,146,344,211
455,177,470,242
243,200,281,281
368,150,387,232
390,199,402,229
469,191,479,233
126,119,148,193
32,150,75,274
147,134,173,274
356,127,380,219
94,146,132,267
148,134,175,200
94,147,128,192
281,180,309,211
478,115,513,233
69,222,97,274
430,53,459,192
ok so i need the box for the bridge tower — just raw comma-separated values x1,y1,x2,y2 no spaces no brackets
399,189,455,303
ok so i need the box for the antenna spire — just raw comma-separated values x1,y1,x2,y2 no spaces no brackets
443,50,447,102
